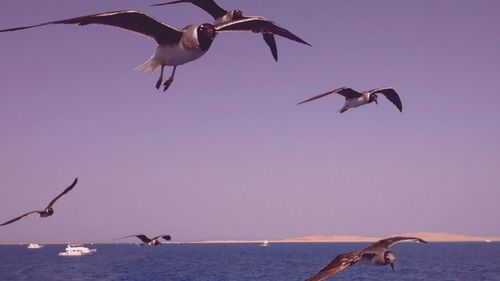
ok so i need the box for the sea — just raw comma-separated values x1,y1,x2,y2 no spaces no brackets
0,242,499,281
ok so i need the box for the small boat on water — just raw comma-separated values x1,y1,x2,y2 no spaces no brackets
58,244,96,256
260,240,270,247
27,243,44,249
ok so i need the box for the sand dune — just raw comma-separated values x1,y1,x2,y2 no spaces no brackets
193,232,500,244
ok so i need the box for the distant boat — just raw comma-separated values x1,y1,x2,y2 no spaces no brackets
260,240,270,247
58,244,96,256
27,243,44,249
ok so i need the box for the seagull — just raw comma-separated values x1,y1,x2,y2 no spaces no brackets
0,10,310,92
116,234,172,246
305,236,427,281
151,0,312,61
0,178,78,226
297,87,403,113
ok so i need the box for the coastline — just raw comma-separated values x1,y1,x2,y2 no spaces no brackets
191,232,500,244
1,232,499,245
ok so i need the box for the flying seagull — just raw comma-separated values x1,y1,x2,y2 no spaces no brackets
116,234,172,246
151,0,312,61
0,178,78,226
0,10,310,92
297,87,403,113
305,236,427,281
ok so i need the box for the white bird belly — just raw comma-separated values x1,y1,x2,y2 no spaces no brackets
345,97,368,108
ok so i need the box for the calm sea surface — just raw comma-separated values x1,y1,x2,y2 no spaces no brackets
0,242,499,281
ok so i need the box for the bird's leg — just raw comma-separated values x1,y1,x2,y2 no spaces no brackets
156,64,165,90
163,66,177,92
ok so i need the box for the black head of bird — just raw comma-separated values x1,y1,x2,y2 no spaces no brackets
384,251,396,272
42,207,54,217
369,93,378,104
197,24,217,51
231,9,244,20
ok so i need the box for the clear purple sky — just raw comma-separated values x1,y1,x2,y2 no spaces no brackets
1,0,499,244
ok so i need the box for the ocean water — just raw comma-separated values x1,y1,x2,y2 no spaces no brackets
0,242,499,281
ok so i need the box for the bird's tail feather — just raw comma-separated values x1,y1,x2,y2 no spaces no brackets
134,56,161,73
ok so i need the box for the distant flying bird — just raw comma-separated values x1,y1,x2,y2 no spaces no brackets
297,87,403,113
0,178,78,226
305,236,427,281
116,234,172,246
151,0,312,61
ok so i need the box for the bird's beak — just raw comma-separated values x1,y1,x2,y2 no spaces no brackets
374,99,378,105
390,262,395,272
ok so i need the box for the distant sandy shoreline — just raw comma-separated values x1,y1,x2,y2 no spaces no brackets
192,232,500,244
2,232,499,245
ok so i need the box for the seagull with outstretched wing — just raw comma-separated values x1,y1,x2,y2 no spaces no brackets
1,178,78,226
305,236,427,281
151,0,311,61
115,234,172,246
297,87,403,113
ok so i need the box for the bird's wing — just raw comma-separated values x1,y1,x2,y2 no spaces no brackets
305,251,362,281
161,235,172,241
263,33,278,61
296,87,348,105
368,236,427,249
45,178,78,209
370,87,403,112
151,0,227,20
336,88,363,99
215,17,311,47
0,10,182,45
151,234,169,240
0,211,40,226
115,234,152,243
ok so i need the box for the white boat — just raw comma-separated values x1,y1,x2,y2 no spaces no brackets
260,240,270,247
27,243,44,249
58,244,97,256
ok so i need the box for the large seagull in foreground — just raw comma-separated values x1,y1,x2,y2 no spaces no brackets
1,178,78,226
305,236,427,281
0,10,310,92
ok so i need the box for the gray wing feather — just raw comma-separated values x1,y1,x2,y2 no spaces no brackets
46,178,78,209
0,11,182,45
368,236,427,249
115,234,152,243
370,87,403,112
297,87,348,105
151,0,227,20
0,211,40,226
305,251,362,281
216,17,311,46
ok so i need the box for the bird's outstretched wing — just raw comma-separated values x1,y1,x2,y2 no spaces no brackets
0,211,40,226
369,87,403,112
151,234,171,241
368,236,427,249
151,0,227,20
335,88,364,99
45,178,78,209
305,251,362,281
0,11,182,45
216,17,311,47
296,87,349,105
263,33,278,61
115,234,152,243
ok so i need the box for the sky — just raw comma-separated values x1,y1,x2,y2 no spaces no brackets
0,0,499,244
